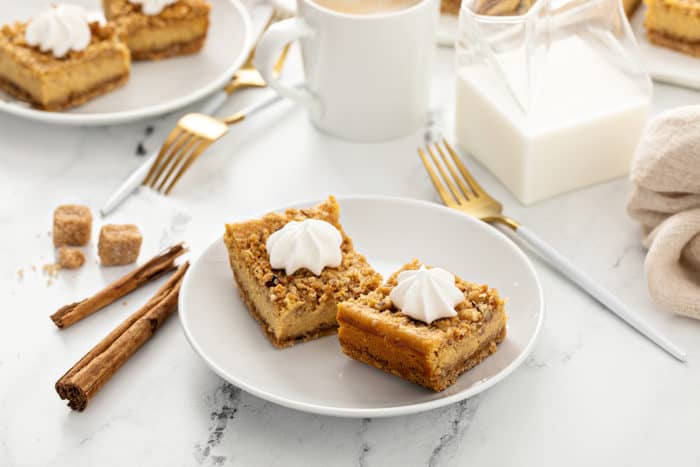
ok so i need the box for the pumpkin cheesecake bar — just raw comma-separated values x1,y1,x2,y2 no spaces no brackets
102,0,211,60
223,196,382,348
337,260,507,392
645,0,700,57
0,21,130,111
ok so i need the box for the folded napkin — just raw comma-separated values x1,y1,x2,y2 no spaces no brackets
627,106,700,320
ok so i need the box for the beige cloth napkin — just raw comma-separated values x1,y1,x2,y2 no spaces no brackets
627,106,700,320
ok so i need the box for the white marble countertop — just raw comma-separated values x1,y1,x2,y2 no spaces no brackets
2,45,700,467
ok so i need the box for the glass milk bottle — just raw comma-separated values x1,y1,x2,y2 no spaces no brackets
454,0,652,204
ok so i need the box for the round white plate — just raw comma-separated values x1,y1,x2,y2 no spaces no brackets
179,196,544,418
0,0,253,126
631,6,700,91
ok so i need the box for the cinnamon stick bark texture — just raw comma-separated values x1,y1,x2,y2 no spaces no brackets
55,262,189,411
50,243,186,329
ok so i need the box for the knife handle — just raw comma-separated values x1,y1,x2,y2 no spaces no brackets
99,90,228,217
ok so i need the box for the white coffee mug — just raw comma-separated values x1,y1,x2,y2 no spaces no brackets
255,0,439,142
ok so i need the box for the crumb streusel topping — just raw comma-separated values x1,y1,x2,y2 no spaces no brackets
224,196,382,312
0,21,124,71
347,259,505,340
105,0,210,27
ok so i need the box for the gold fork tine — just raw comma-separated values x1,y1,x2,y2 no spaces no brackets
241,44,257,69
143,35,286,195
272,43,292,76
420,140,512,227
427,144,467,204
143,92,276,194
143,128,185,186
434,142,474,201
418,148,457,207
146,132,196,189
146,12,292,192
155,136,202,192
442,139,488,198
163,140,213,195
225,13,292,93
102,13,290,207
241,14,275,68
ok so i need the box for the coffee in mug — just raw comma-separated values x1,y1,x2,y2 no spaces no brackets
255,0,439,141
312,0,421,14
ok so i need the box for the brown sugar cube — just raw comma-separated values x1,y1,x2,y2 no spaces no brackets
57,247,86,269
53,205,92,247
98,224,142,266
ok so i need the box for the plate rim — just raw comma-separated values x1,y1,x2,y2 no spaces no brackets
0,0,254,126
178,195,545,418
630,5,700,91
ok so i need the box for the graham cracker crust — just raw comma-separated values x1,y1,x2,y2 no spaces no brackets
647,30,700,57
0,72,129,111
231,267,338,349
131,35,206,61
441,0,461,15
341,325,507,392
625,0,642,17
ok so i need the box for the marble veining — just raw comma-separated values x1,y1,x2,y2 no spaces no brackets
194,383,242,466
79,422,112,446
611,244,642,269
357,418,371,467
1,47,700,467
428,398,480,467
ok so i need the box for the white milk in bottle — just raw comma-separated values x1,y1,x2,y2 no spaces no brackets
455,35,650,204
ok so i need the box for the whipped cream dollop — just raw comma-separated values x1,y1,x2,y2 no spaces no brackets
25,4,91,58
389,266,463,324
266,219,343,276
129,0,177,15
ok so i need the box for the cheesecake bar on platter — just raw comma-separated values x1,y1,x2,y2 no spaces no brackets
0,4,130,111
102,0,211,60
223,196,382,348
645,0,700,57
337,260,507,392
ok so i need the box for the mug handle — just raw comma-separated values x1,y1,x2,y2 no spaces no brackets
255,18,322,118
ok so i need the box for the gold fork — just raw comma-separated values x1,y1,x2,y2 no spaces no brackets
100,11,293,215
140,96,273,194
141,34,292,195
419,139,686,362
224,10,291,93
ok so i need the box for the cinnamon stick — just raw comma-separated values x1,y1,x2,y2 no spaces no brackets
55,262,189,411
51,243,186,329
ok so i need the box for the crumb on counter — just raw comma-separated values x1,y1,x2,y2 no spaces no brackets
42,263,61,277
58,247,86,269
